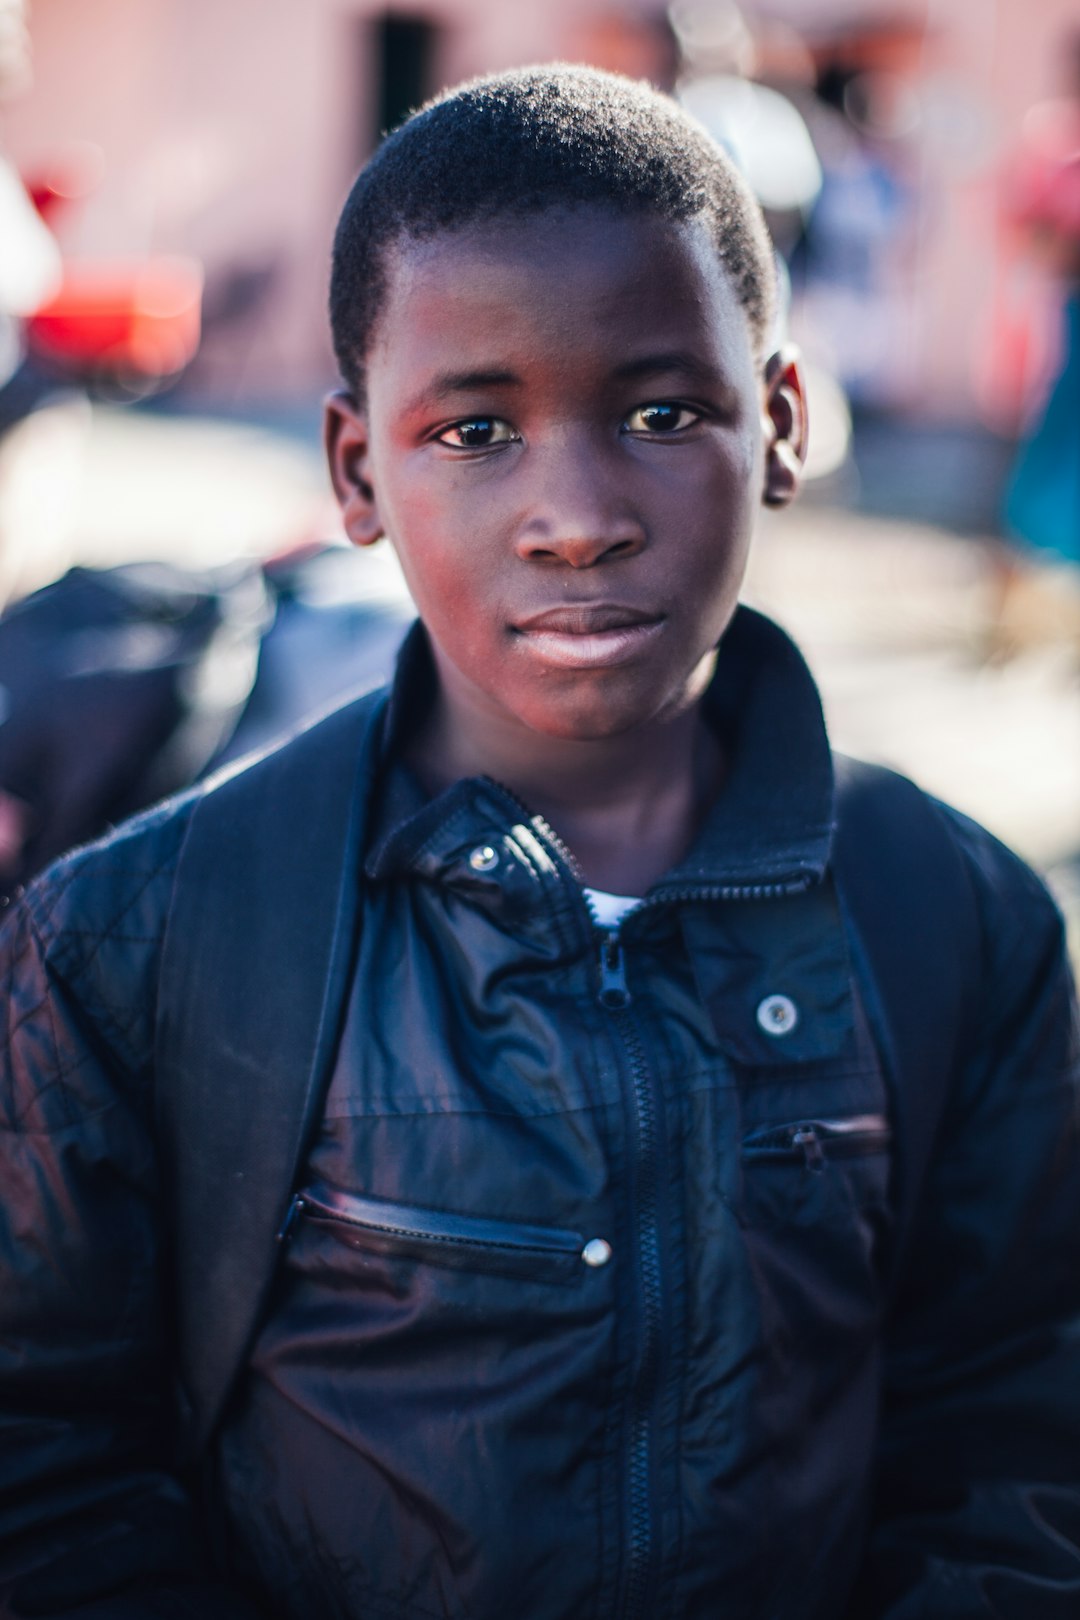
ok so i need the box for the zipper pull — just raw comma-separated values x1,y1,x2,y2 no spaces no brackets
792,1126,825,1173
276,1193,304,1243
598,934,631,1009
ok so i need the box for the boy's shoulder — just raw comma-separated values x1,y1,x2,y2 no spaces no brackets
21,790,196,956
20,680,390,939
17,674,1065,1006
3,790,202,1103
9,656,1068,1083
10,680,389,1025
833,750,1065,953
915,789,1073,1033
832,752,1073,1114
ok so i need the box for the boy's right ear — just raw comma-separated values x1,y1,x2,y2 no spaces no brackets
323,390,383,547
762,347,808,510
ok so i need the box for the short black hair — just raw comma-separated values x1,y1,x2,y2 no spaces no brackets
329,64,776,397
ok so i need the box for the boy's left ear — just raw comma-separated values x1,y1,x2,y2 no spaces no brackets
762,346,808,510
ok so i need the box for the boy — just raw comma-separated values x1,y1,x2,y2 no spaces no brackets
1,66,1078,1620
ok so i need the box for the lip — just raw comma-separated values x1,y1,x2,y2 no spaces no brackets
512,606,665,669
514,603,661,635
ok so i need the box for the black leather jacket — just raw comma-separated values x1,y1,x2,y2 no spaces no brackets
1,611,1078,1620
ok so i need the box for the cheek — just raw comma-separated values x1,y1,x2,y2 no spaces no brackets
672,436,759,544
717,428,762,508
380,463,444,551
376,463,469,612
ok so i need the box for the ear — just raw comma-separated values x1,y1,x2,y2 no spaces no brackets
323,389,384,547
762,346,808,510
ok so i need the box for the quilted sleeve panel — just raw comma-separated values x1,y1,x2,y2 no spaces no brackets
6,796,195,1127
0,800,264,1615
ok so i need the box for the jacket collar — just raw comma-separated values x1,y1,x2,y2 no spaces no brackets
369,605,835,894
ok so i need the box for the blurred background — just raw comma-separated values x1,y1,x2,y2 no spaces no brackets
0,0,1077,943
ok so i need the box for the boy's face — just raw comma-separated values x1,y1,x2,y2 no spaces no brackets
327,208,804,743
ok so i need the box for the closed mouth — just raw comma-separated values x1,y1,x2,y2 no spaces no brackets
513,605,662,635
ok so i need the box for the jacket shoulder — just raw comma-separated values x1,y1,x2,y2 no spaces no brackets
0,685,387,1136
22,791,195,950
928,796,1073,1043
18,682,388,975
4,792,200,1091
833,753,1072,1041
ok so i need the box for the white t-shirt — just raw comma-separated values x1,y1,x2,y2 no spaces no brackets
585,888,641,930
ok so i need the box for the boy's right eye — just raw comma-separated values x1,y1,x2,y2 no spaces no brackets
435,417,520,449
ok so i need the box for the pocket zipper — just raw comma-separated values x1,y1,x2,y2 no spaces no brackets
742,1113,891,1173
278,1181,588,1262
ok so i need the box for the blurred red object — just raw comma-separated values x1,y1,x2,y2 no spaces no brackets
23,141,107,225
27,256,203,382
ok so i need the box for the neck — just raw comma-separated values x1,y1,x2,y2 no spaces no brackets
407,658,724,894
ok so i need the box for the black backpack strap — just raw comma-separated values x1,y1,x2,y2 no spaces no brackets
155,688,388,1458
831,757,981,1285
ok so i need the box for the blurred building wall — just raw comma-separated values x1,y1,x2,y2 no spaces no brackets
1,0,1073,417
1,0,678,400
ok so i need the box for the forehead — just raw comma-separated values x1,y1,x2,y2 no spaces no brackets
367,209,761,402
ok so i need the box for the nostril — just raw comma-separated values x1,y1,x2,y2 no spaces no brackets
514,523,646,566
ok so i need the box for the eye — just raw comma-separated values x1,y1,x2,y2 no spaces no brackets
435,417,520,449
623,402,700,435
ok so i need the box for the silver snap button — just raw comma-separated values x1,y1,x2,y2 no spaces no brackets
581,1237,612,1268
468,844,499,873
756,993,798,1037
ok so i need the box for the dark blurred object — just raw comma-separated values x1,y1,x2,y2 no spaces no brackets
0,544,411,899
0,559,267,893
375,13,436,137
213,541,410,765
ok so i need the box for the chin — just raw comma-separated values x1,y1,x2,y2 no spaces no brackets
511,692,665,743
516,649,720,740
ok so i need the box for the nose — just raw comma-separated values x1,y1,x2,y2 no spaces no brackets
512,436,646,568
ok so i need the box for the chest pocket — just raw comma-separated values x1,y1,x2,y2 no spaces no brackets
739,1111,891,1234
273,1172,617,1383
682,880,894,1240
245,1178,617,1620
284,1180,591,1286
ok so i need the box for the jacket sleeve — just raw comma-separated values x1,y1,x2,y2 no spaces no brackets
853,812,1080,1617
0,832,265,1619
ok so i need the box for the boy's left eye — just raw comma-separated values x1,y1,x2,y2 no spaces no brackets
435,417,520,449
623,402,700,435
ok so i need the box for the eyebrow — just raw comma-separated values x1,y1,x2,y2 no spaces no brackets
402,352,726,419
611,351,720,386
405,367,521,416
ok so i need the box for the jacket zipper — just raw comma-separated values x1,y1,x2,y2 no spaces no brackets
512,801,817,1616
742,1114,891,1172
278,1183,585,1259
595,930,663,1620
640,877,815,905
492,782,817,910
